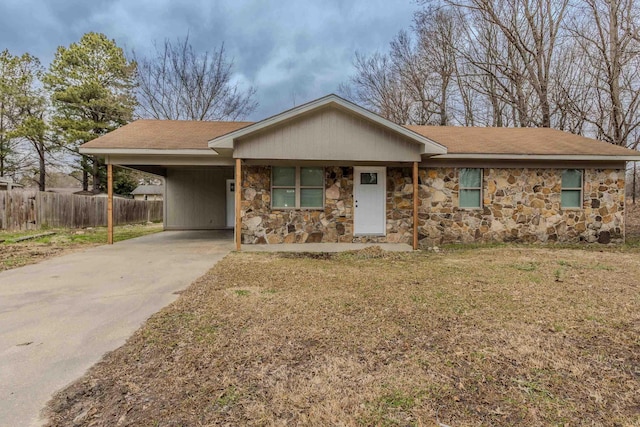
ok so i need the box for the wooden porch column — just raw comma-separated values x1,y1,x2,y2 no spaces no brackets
412,161,419,250
235,158,242,251
107,162,114,245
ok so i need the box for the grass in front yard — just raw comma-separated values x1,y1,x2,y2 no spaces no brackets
0,223,163,271
44,247,640,426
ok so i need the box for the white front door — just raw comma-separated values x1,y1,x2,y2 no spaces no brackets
353,166,386,235
226,179,235,228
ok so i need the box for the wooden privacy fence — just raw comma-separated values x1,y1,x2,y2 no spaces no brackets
0,190,163,231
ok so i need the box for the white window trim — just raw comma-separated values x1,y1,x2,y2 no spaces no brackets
458,168,483,209
561,169,583,210
271,166,325,210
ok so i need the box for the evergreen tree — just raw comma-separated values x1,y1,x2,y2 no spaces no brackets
44,32,137,191
0,50,36,178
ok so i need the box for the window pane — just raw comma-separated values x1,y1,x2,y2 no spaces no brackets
300,167,323,186
273,188,296,208
562,169,582,188
360,172,378,185
561,190,581,208
460,189,481,208
460,168,481,188
273,167,295,186
301,188,323,208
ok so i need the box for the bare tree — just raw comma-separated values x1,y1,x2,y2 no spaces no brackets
341,8,461,126
449,0,569,127
135,37,258,121
569,0,640,148
341,0,640,153
393,7,460,125
548,41,592,134
457,13,529,127
339,52,413,124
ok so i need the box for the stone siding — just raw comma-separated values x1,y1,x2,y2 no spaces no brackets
240,166,413,244
418,167,625,246
240,165,625,245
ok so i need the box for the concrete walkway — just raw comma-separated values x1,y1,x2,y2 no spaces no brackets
0,231,233,427
242,242,413,252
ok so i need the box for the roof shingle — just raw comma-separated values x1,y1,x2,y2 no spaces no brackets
406,126,637,156
81,120,252,150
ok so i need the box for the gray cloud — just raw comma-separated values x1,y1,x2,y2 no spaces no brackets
0,0,417,120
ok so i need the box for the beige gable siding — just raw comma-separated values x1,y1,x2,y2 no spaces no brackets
234,108,421,162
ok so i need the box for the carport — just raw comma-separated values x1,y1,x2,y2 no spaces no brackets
112,164,235,231
80,120,250,242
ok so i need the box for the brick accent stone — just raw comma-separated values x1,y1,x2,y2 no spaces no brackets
240,165,625,245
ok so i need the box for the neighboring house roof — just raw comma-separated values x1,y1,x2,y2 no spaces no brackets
131,185,163,195
46,187,83,194
0,178,23,189
91,192,128,198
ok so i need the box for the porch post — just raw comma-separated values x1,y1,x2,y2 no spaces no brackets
412,161,419,250
107,162,114,245
235,158,242,251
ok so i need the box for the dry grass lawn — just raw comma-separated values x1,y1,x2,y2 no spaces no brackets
45,246,639,426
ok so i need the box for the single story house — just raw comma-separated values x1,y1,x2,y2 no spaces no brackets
131,184,164,201
0,178,23,190
80,94,640,249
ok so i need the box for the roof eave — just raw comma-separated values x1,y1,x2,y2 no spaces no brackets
430,153,640,161
80,148,220,156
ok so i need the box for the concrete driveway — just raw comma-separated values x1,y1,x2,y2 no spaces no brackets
0,230,233,427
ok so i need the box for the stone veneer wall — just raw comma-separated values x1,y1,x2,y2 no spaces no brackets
418,167,625,246
241,166,625,245
240,166,414,244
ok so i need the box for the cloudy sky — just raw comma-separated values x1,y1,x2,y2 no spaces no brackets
1,0,419,120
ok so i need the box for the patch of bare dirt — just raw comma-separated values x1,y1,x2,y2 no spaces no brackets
0,242,94,272
0,223,162,272
44,248,640,426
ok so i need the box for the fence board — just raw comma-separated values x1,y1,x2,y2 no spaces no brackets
0,190,163,231
0,190,38,231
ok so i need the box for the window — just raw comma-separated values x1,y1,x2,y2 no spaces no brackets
360,172,378,185
459,168,482,208
561,169,582,208
272,166,324,209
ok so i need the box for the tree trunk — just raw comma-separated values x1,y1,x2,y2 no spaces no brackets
92,156,100,193
38,139,45,191
0,113,4,177
540,84,551,128
634,162,637,204
440,85,448,126
608,1,625,146
81,156,89,191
